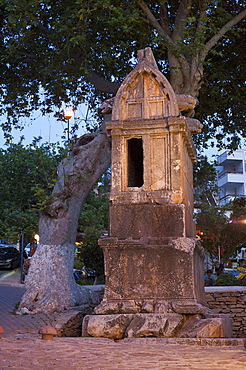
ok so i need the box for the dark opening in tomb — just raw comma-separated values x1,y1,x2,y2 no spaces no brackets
128,138,144,187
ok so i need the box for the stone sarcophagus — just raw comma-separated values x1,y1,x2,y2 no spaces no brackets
82,48,232,339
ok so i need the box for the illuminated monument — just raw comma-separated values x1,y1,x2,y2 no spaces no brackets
83,48,232,339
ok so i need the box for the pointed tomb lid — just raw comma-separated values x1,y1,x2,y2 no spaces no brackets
112,47,179,121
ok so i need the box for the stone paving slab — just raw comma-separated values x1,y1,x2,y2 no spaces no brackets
0,285,95,338
1,272,246,369
1,334,246,370
0,285,56,337
0,271,104,337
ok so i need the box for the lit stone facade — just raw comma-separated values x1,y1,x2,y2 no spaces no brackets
83,48,232,339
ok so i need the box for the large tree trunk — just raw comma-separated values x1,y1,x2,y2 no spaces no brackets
17,2,246,314
18,123,111,314
168,52,204,99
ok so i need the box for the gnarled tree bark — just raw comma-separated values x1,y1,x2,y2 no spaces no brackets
18,123,111,313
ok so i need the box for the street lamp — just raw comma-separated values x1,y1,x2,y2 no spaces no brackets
19,232,24,284
229,219,246,224
64,108,74,141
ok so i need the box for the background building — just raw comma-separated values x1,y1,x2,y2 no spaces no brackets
217,149,246,206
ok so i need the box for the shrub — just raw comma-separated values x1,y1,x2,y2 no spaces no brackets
73,259,84,270
213,273,246,286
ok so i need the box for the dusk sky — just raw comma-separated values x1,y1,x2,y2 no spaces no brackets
1,108,244,161
0,105,88,147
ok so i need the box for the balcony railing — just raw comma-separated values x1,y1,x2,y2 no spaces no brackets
218,169,243,179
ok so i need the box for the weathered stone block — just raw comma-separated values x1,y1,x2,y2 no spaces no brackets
205,294,215,301
125,313,184,338
97,237,207,315
213,293,221,298
109,204,186,238
178,314,232,338
82,313,232,340
226,297,237,302
236,312,246,317
231,308,244,313
210,308,222,314
83,314,134,340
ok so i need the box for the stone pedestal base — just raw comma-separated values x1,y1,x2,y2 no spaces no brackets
97,237,207,315
82,313,232,340
85,236,232,339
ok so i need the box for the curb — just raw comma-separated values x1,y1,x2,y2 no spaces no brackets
0,268,19,279
0,268,22,286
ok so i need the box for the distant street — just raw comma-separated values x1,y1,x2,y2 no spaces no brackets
0,269,8,277
0,268,19,278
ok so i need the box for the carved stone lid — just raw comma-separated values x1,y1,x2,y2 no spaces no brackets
111,47,180,121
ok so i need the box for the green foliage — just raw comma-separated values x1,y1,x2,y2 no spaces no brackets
76,227,104,276
222,197,246,254
78,171,110,232
0,1,245,150
195,15,246,151
195,204,230,260
73,259,84,270
0,139,66,243
213,273,246,286
75,170,110,275
193,155,218,205
195,196,246,262
230,197,246,221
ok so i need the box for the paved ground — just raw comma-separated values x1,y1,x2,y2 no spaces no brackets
0,270,55,337
1,335,246,370
1,270,246,369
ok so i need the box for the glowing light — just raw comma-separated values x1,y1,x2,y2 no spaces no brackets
64,109,73,120
34,234,39,243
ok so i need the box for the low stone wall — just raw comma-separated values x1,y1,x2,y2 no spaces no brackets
205,286,246,338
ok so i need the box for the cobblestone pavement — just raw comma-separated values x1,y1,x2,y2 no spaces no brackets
1,335,246,370
0,270,103,338
1,271,246,369
0,276,56,337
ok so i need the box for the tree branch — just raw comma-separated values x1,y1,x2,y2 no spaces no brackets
33,20,120,95
61,52,121,95
85,66,120,94
159,2,170,36
172,0,192,42
194,1,209,44
203,8,246,59
137,0,174,45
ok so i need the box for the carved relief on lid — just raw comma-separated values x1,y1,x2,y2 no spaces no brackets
112,48,179,121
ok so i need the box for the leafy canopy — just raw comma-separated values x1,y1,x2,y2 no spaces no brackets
0,0,245,149
76,170,110,275
195,197,246,262
193,155,218,205
0,139,66,243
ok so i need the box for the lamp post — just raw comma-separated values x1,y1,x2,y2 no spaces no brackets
64,108,73,141
19,232,24,284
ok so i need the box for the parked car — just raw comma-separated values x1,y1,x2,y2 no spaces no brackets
224,267,240,278
73,267,96,282
0,245,20,269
